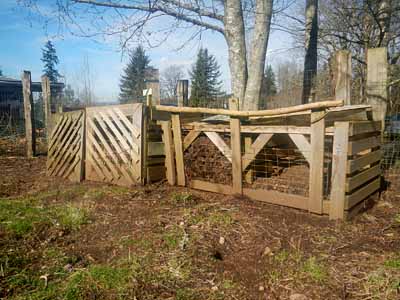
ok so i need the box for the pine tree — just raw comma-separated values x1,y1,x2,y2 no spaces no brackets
41,41,61,82
189,48,222,107
0,68,3,76
119,46,150,104
260,65,277,108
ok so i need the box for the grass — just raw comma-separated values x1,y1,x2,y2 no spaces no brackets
171,192,195,205
301,257,327,283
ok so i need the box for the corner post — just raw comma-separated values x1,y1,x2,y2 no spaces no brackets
333,50,352,105
22,71,36,157
329,122,349,220
41,75,52,140
309,108,326,213
229,98,242,195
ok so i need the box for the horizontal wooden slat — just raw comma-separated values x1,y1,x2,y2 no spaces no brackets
349,121,381,136
347,150,382,173
348,136,380,155
346,165,381,192
148,142,165,156
190,180,233,195
345,177,380,209
243,188,308,210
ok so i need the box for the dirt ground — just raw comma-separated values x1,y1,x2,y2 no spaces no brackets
1,140,400,299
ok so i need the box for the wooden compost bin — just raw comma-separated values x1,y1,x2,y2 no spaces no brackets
154,101,382,220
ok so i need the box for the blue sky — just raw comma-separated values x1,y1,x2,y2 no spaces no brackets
0,0,298,102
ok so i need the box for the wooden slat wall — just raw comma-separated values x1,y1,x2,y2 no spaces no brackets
47,110,85,182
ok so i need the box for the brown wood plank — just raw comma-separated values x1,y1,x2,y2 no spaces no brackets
160,120,176,185
244,136,253,184
346,165,381,192
148,142,165,156
348,136,380,155
347,150,382,174
349,121,381,136
329,122,350,220
243,188,308,210
242,133,273,170
288,134,311,164
22,71,36,157
147,166,166,182
230,116,242,194
345,177,380,209
204,131,232,162
171,113,185,186
190,179,233,195
183,130,201,151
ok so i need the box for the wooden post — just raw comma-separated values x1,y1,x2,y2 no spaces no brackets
309,109,325,214
244,136,253,184
160,120,176,185
367,47,388,130
171,113,185,186
177,80,189,107
22,71,36,157
229,98,242,194
333,50,352,106
329,122,349,220
41,75,52,139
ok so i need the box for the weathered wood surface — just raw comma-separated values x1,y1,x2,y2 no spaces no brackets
41,75,52,140
347,150,381,174
85,104,143,186
346,165,381,192
204,131,232,162
345,177,380,209
22,71,36,157
348,136,380,155
242,133,273,170
160,120,176,185
334,50,352,106
172,113,185,186
47,110,85,182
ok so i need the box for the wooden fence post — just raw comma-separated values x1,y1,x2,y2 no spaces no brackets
367,47,388,131
171,113,185,186
333,50,352,106
160,120,176,185
22,71,36,157
244,136,253,184
329,122,349,220
41,75,51,139
309,109,325,213
177,80,189,107
229,98,242,194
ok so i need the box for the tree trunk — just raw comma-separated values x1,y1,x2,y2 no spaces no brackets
302,0,318,104
243,0,273,110
224,0,248,109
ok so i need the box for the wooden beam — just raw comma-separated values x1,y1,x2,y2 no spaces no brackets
41,75,51,140
171,113,185,186
154,100,344,117
334,50,352,105
349,121,381,136
348,136,380,155
345,177,380,209
288,134,311,164
347,150,382,174
309,109,326,214
243,188,308,210
22,71,36,157
183,129,201,151
160,120,176,185
242,133,273,170
346,165,381,192
204,131,232,162
244,136,253,184
229,98,242,194
330,122,349,219
190,179,233,195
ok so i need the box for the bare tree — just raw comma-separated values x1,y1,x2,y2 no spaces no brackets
160,65,185,101
19,0,279,110
302,0,318,103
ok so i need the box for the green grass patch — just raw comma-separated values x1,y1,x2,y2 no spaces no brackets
56,204,89,231
301,257,327,283
384,256,400,269
171,192,195,205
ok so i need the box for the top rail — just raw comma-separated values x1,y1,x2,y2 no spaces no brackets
154,100,344,117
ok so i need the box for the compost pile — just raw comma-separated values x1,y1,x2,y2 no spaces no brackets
184,135,232,184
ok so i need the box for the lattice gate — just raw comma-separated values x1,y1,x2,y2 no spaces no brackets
47,110,85,182
85,104,143,186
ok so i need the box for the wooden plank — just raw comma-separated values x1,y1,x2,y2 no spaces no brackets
243,188,308,210
346,165,381,192
288,134,311,164
41,75,51,140
190,179,233,195
348,136,380,155
204,131,232,162
344,191,378,220
242,133,273,170
171,113,185,186
345,177,380,209
329,122,349,219
334,50,352,105
244,136,253,184
309,109,325,214
113,107,141,138
160,120,176,185
154,100,344,117
349,121,381,136
22,71,36,157
183,130,201,151
148,142,165,156
230,117,242,194
347,150,382,174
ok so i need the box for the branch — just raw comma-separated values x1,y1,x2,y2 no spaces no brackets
73,0,224,33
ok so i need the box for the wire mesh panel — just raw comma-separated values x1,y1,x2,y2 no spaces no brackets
46,110,85,182
85,104,143,186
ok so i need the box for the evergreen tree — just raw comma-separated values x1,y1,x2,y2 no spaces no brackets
260,65,277,108
189,48,222,107
119,45,150,104
41,41,61,82
0,68,3,76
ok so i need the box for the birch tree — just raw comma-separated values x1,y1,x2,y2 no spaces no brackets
20,0,275,110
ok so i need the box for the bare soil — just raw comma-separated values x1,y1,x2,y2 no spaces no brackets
1,140,400,299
